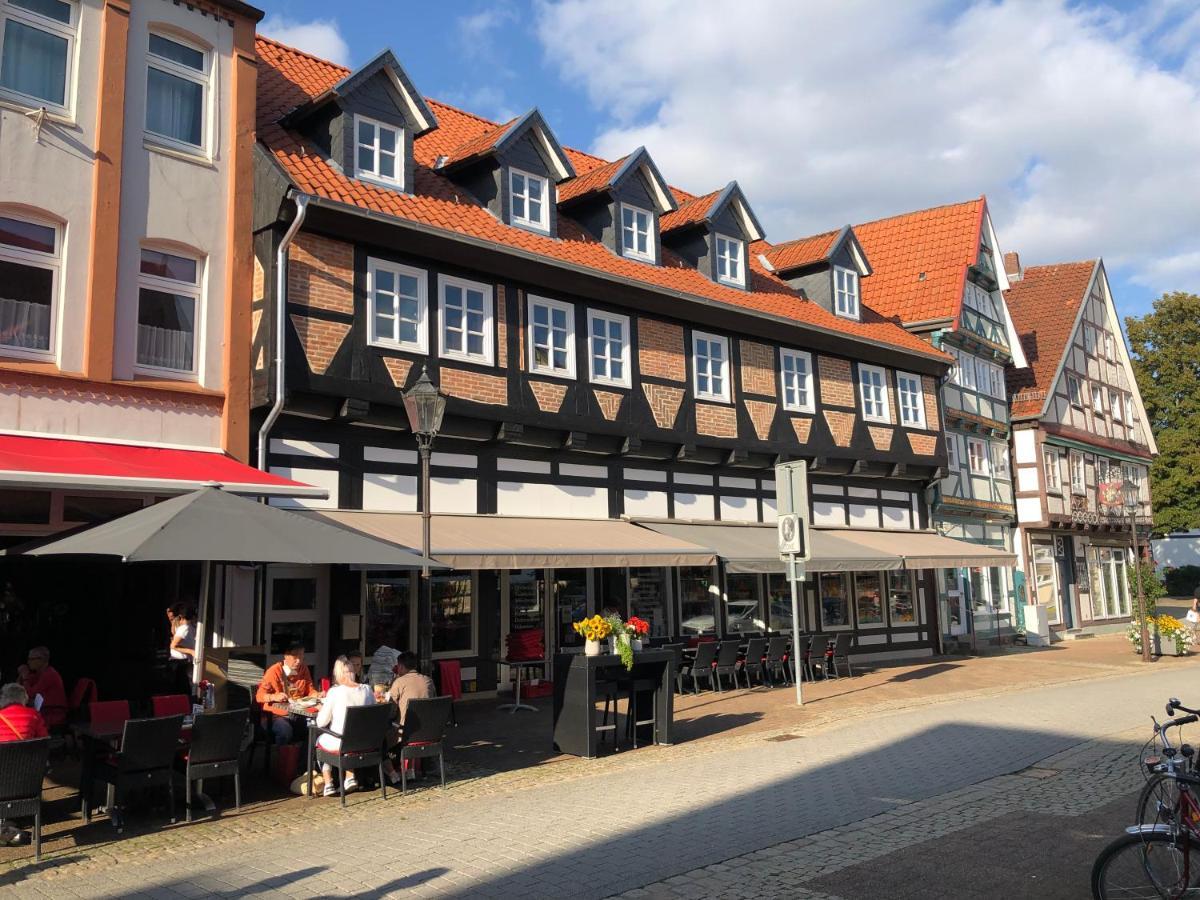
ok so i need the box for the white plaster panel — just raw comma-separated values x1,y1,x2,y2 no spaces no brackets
1014,430,1037,464
1017,466,1040,493
812,483,845,497
269,467,338,509
1017,497,1043,523
560,463,607,479
882,507,910,530
361,473,417,512
364,447,418,465
623,489,668,518
432,477,477,514
497,458,552,474
761,480,776,491
625,468,667,483
719,495,758,522
719,476,756,490
431,452,476,468
673,492,715,520
855,634,887,645
849,504,880,528
848,487,878,499
761,497,777,521
813,502,847,526
497,481,608,518
270,439,338,459
674,472,714,487
882,490,909,502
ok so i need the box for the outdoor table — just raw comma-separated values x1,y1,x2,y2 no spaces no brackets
493,656,545,713
551,650,674,759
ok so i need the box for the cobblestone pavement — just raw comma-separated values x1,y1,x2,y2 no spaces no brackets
0,664,1186,899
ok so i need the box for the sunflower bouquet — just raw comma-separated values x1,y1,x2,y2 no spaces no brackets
572,614,612,643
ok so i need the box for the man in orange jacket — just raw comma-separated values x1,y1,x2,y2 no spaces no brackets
255,643,318,744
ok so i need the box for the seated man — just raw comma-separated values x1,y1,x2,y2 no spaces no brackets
255,644,317,744
0,682,47,848
347,652,365,684
382,651,435,784
17,646,66,729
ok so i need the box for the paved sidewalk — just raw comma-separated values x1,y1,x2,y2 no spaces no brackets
0,659,1189,899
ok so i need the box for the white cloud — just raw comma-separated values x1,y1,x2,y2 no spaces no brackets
535,0,1200,308
260,16,351,67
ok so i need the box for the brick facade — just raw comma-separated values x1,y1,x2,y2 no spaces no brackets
290,314,350,375
906,432,938,455
696,403,738,438
442,367,508,406
594,389,623,421
739,340,775,397
868,425,894,451
530,380,567,413
381,357,413,389
823,410,855,447
818,356,855,409
496,285,508,368
288,232,354,315
744,399,775,440
922,375,940,430
885,377,897,425
791,417,813,443
642,383,684,429
638,318,686,382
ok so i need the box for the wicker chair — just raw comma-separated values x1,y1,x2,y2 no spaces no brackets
310,702,395,807
180,708,249,822
396,696,453,793
0,737,50,862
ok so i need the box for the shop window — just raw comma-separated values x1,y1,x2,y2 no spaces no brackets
887,571,916,624
61,493,146,524
678,567,716,635
365,575,413,654
766,573,800,632
431,571,475,656
628,567,669,638
818,572,851,630
0,488,50,524
854,572,885,627
136,247,201,375
0,0,76,110
0,211,58,357
725,574,764,634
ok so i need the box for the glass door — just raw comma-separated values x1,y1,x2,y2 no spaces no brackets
628,568,670,638
501,569,546,661
1032,544,1061,624
725,573,764,634
552,568,591,651
364,574,415,655
265,566,329,678
942,568,967,636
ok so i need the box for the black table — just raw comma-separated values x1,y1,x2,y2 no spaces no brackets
552,650,674,759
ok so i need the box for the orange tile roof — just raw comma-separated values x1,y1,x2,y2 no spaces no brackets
852,199,985,324
254,36,945,362
556,154,628,204
1003,261,1097,419
762,229,842,272
659,190,721,233
438,117,516,168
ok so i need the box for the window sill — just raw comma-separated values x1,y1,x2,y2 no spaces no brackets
144,137,216,169
130,369,208,392
862,415,892,426
369,340,428,356
694,393,732,405
0,94,75,127
509,218,552,237
782,404,816,416
356,172,405,191
0,356,62,375
621,250,657,265
528,366,576,382
589,377,631,391
438,351,494,369
716,277,745,289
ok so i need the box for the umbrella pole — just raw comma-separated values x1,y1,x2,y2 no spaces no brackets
192,560,213,690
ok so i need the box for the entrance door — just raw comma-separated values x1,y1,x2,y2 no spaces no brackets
501,569,547,661
942,568,968,636
1032,543,1062,625
265,566,330,677
551,568,592,652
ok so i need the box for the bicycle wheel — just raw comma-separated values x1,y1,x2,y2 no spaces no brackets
1140,774,1185,827
1092,830,1200,898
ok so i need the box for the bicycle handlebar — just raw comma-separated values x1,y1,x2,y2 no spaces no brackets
1168,698,1200,717
1160,714,1199,730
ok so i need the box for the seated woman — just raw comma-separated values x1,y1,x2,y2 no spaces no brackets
315,656,374,797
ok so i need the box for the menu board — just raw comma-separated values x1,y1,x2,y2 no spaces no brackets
509,572,543,631
629,567,668,637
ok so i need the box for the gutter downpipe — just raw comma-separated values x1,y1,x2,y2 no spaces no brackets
257,191,309,472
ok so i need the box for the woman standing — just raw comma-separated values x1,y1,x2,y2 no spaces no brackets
316,656,374,796
167,604,196,694
1187,588,1200,641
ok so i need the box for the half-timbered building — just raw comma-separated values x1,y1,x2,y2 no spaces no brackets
1004,257,1156,637
249,37,1013,688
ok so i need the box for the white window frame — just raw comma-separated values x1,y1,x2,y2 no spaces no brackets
959,350,977,391
990,442,1010,479
857,364,890,423
834,266,860,319
896,371,925,428
714,234,744,287
779,348,814,413
366,258,426,353
692,330,730,403
586,309,630,388
437,274,493,366
1067,374,1082,408
619,203,655,263
967,437,989,476
1110,390,1123,422
1070,451,1085,495
0,0,76,114
144,30,211,155
946,434,959,470
509,167,550,232
1043,447,1061,493
353,114,403,188
1091,383,1105,416
526,294,575,379
1104,331,1115,360
0,209,60,361
134,245,203,379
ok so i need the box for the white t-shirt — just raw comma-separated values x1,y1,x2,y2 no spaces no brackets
170,622,196,660
316,683,374,751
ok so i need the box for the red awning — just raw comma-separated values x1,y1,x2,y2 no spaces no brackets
0,433,326,498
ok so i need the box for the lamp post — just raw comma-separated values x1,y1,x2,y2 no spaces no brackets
403,367,446,676
1124,477,1150,664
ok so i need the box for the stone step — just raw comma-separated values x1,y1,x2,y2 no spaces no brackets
1064,628,1096,640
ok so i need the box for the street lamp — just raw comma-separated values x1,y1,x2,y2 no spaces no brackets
404,367,446,675
1124,477,1150,664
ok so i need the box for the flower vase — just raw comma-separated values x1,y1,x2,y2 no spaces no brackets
585,639,601,657
631,638,643,651
608,636,618,655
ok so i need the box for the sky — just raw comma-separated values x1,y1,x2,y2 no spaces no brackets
254,0,1200,324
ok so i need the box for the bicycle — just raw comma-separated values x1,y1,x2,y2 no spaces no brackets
1137,699,1200,828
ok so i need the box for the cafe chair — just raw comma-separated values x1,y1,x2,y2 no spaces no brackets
179,708,249,822
151,694,192,718
87,714,185,832
397,696,453,794
311,702,395,808
0,737,50,862
829,633,855,679
89,699,131,730
738,637,768,689
687,641,720,693
713,642,742,692
661,643,686,694
764,637,791,686
792,635,814,682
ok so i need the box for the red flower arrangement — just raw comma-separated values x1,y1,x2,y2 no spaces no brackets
627,616,650,637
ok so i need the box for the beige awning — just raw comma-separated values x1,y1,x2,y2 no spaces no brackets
300,511,716,569
828,529,1017,570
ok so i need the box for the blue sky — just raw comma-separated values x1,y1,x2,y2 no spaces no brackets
257,1,1200,327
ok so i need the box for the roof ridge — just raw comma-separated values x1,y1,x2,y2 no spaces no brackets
769,227,841,250
855,195,983,230
1019,259,1099,273
256,34,352,76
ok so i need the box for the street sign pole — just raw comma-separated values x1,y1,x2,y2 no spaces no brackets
788,553,805,706
776,459,810,708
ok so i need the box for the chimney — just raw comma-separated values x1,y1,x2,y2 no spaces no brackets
1003,251,1022,281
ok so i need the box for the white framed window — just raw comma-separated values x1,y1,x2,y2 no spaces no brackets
527,294,575,378
988,362,1005,400
946,434,959,470
780,348,814,413
714,235,744,287
692,330,730,402
437,274,493,365
367,258,426,353
145,31,210,152
354,115,402,187
1103,331,1115,360
967,438,989,476
857,364,890,423
1128,394,1139,434
136,246,202,376
0,211,59,358
620,204,654,262
991,442,1010,479
0,0,76,111
1043,447,1061,493
587,309,629,388
1110,390,1123,422
509,168,549,232
959,350,976,391
1067,374,1082,407
897,372,925,428
834,266,860,319
1084,325,1096,355
1091,384,1104,415
1070,451,1085,494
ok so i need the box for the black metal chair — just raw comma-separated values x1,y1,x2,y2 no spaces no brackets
792,635,813,682
620,675,659,749
661,643,686,694
687,641,719,693
87,714,184,832
397,696,453,793
311,702,395,807
829,633,855,678
713,641,741,692
0,737,50,862
180,708,249,822
738,637,768,689
809,634,831,678
764,636,791,686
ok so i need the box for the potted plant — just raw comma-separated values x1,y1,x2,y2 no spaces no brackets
604,615,635,671
627,616,650,651
1156,614,1193,657
572,615,611,656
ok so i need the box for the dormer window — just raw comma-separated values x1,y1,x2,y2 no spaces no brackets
714,235,743,287
510,168,549,232
620,205,655,263
354,115,402,187
834,266,860,319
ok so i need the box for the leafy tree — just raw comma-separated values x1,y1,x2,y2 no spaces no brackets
1126,292,1200,534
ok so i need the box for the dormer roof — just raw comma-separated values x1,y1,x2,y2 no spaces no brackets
762,225,871,276
557,146,676,213
660,181,765,241
280,48,437,135
436,107,575,182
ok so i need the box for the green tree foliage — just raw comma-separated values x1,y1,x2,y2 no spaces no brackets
1126,292,1200,533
